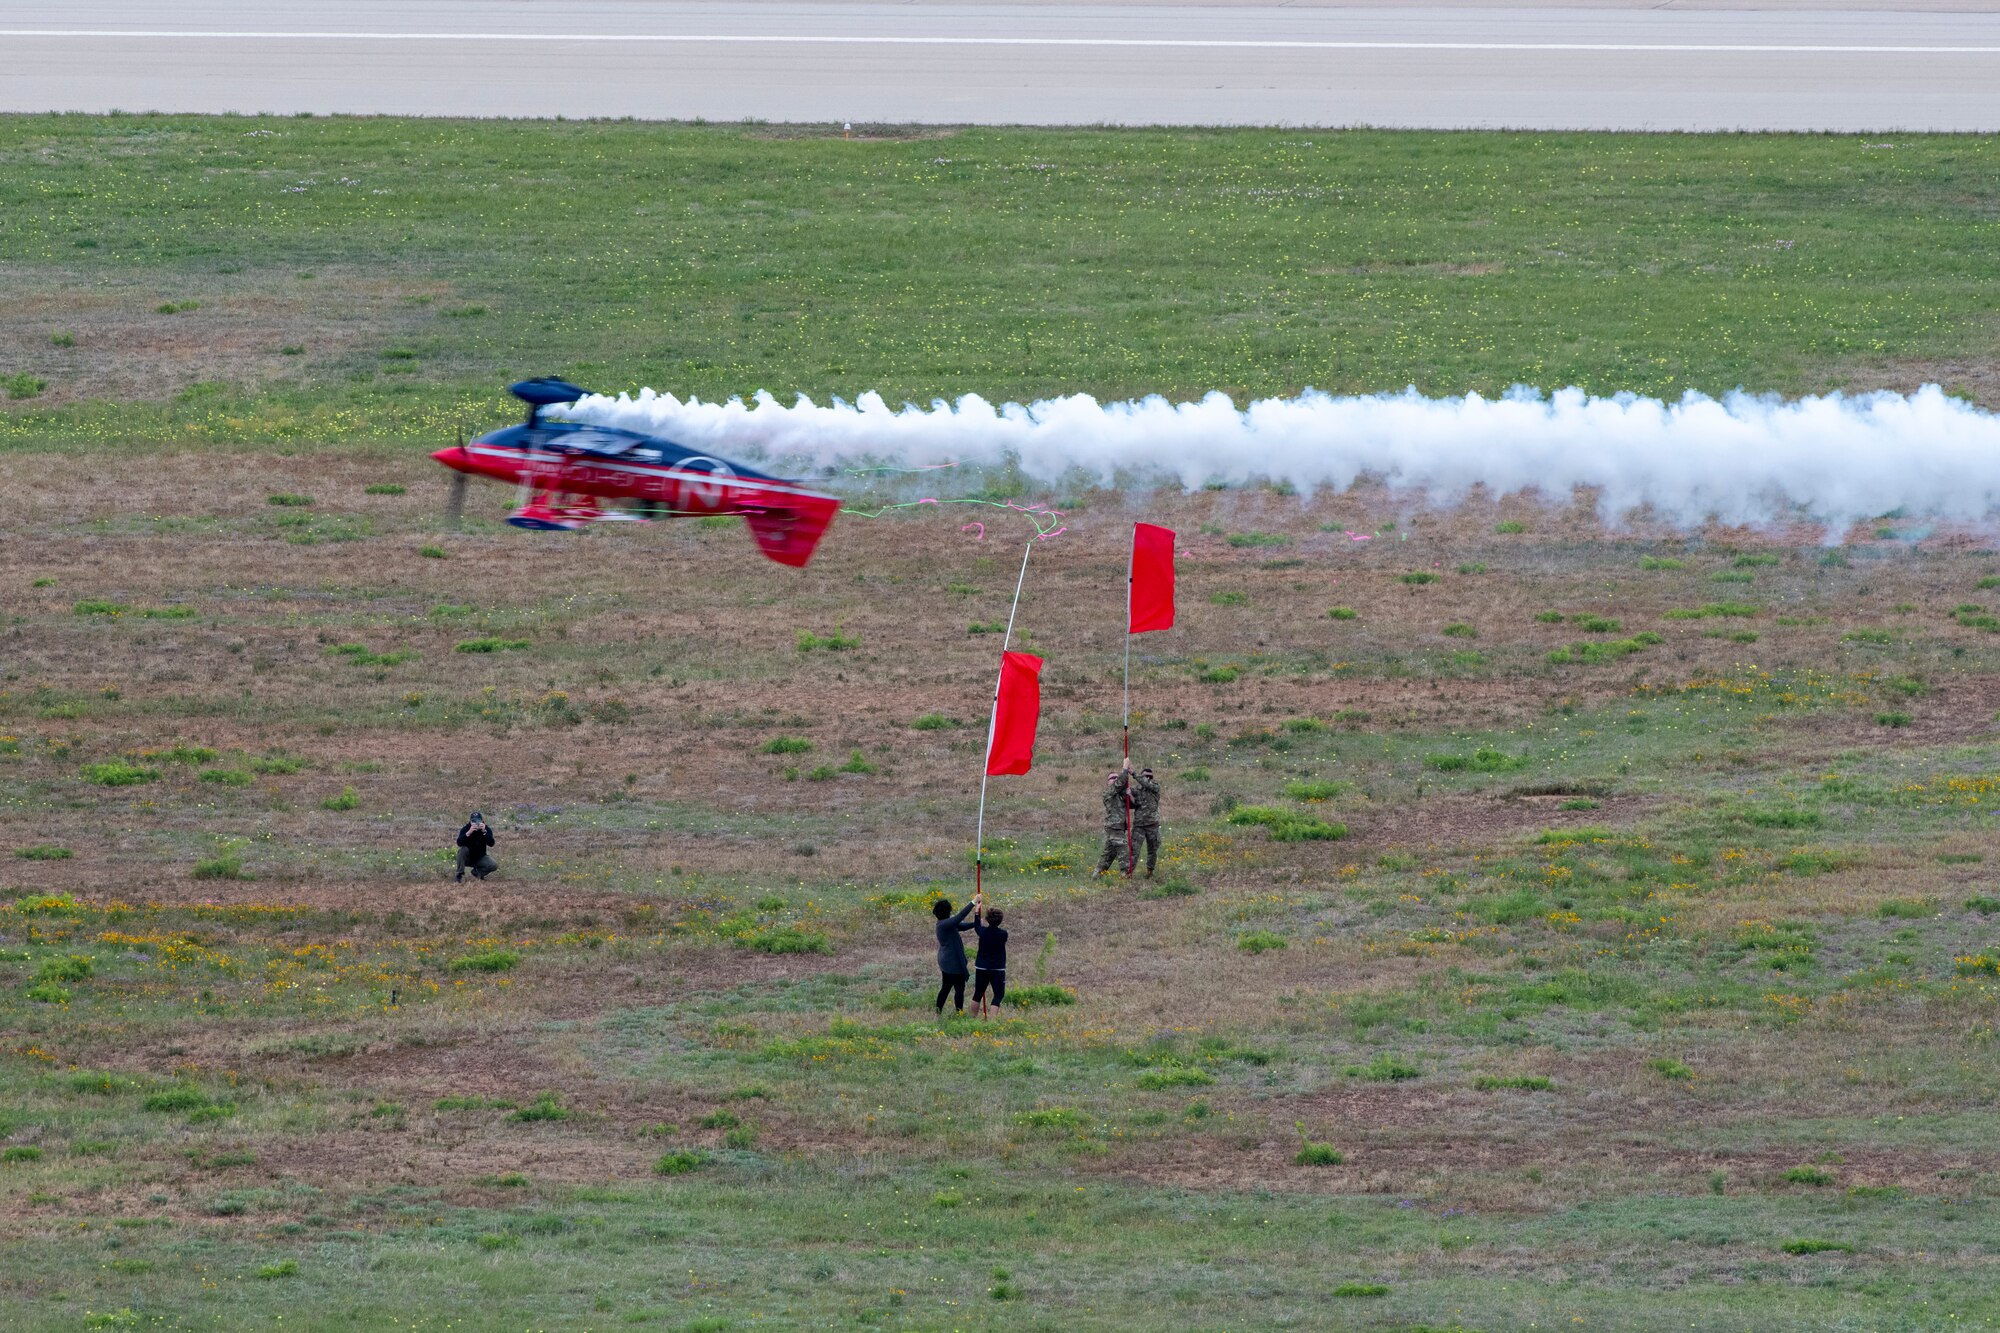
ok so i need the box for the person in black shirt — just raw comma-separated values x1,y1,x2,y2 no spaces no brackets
971,905,1008,1017
455,812,497,882
931,897,976,1014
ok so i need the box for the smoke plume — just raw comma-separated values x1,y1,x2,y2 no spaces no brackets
562,384,2000,533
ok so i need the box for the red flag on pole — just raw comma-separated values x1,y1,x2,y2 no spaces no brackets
984,651,1044,776
1129,522,1176,634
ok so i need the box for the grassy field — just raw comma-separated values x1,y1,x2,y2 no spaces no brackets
1,457,1998,1330
2,118,1999,447
1,116,1998,1330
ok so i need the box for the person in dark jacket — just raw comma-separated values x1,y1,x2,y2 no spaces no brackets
455,812,497,882
932,897,976,1015
971,905,1008,1017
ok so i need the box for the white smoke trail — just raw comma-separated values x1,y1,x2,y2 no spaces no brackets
561,384,2000,533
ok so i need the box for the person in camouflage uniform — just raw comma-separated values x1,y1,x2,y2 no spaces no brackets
1129,765,1162,878
1093,764,1131,876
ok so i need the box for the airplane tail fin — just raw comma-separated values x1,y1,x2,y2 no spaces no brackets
741,494,840,568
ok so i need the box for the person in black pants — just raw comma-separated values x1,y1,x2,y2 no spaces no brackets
455,812,497,882
971,905,1008,1017
932,897,976,1015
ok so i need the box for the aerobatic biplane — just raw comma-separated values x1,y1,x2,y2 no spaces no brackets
431,378,841,568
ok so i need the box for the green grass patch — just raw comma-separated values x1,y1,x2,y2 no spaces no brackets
455,637,531,653
449,950,520,973
80,761,157,786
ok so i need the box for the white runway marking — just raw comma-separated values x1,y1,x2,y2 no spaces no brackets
4,30,1999,54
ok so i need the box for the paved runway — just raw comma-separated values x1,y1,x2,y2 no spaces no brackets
5,0,1998,129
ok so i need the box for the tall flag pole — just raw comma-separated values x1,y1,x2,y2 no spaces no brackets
1124,523,1177,875
977,540,1042,907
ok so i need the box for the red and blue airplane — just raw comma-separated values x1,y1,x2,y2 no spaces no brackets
431,378,841,568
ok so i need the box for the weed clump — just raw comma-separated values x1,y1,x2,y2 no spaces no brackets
1007,983,1077,1007
1332,1282,1387,1297
797,628,859,652
745,926,833,955
456,637,530,653
1295,1142,1345,1166
911,714,960,730
1345,1053,1420,1081
266,493,314,507
15,845,72,860
321,786,360,811
654,1151,707,1175
761,736,814,755
1781,1238,1853,1255
1225,805,1345,840
1327,606,1357,620
449,950,520,972
81,761,157,787
1236,931,1287,954
1474,1074,1554,1091
509,1093,570,1123
1400,571,1439,585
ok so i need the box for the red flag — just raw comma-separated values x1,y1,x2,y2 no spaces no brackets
984,651,1044,776
1129,522,1176,633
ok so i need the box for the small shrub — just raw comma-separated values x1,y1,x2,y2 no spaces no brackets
1575,615,1621,633
509,1093,570,1123
1456,562,1487,575
199,768,253,787
1284,779,1341,802
251,754,305,775
15,845,73,861
364,483,406,495
455,637,530,653
1007,983,1077,1007
838,748,878,775
761,735,814,755
3,373,47,400
192,851,250,881
1295,1142,1345,1166
1784,1166,1836,1187
1,1145,44,1163
1495,520,1526,534
74,599,129,617
911,714,960,730
1399,571,1439,585
1141,878,1200,900
255,1260,299,1280
1332,1282,1388,1297
1648,1058,1693,1081
81,761,157,787
419,545,447,559
1236,931,1286,954
25,981,71,1004
51,331,75,347
968,620,1005,634
1345,1053,1420,1081
1327,606,1357,621
1135,1066,1215,1090
143,1086,219,1114
1442,622,1478,638
266,493,314,507
796,628,860,652
1474,1075,1553,1091
698,1109,741,1131
450,950,520,973
1965,896,2000,914
1225,531,1288,548
1638,556,1685,570
1534,610,1563,623
1710,570,1756,584
1875,899,1930,920
1198,666,1240,684
654,1151,706,1175
321,786,360,811
745,926,833,955
1781,1238,1853,1255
